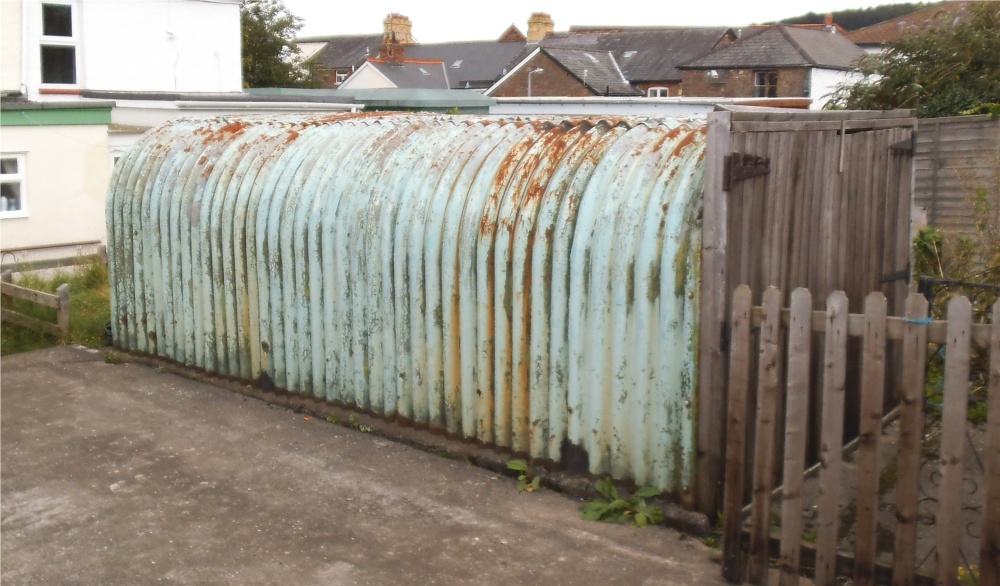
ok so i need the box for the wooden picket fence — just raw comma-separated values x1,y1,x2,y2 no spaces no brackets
0,270,70,337
721,285,1000,586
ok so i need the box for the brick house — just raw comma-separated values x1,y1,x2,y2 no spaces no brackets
678,25,865,109
484,46,639,98
540,27,736,97
305,13,529,91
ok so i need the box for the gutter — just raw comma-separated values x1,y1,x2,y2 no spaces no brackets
174,101,362,112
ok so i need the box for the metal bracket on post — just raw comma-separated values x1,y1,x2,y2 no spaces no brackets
890,132,916,155
723,152,771,191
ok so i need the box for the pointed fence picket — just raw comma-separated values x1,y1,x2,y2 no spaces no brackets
722,287,999,586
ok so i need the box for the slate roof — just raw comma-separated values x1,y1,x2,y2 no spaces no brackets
302,34,382,69
541,48,639,96
405,41,527,89
848,1,978,46
540,28,733,82
366,60,451,90
681,25,865,71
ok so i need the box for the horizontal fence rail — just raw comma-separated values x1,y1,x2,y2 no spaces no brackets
722,285,1000,586
0,271,70,337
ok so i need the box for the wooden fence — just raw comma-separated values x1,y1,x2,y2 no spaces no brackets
722,285,999,586
0,271,70,337
915,115,1000,237
699,107,916,515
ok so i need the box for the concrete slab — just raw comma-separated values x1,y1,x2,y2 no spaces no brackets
2,346,726,585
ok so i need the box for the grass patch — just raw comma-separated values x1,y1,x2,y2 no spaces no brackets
1,261,111,355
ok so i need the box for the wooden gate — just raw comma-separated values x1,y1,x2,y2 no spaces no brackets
720,286,1000,586
698,107,918,515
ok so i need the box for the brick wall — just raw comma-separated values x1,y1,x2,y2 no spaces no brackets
635,81,682,97
315,68,351,89
489,52,594,98
681,67,808,98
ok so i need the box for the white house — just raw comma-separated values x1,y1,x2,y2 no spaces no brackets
1,0,359,266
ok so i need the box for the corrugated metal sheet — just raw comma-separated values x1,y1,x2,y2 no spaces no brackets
107,113,706,495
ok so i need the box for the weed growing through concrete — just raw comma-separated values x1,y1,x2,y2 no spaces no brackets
580,477,663,528
506,459,540,492
104,351,123,365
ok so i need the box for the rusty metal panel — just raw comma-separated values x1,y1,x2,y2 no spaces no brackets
107,113,707,495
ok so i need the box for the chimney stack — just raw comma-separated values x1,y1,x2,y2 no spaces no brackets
825,13,834,27
383,13,413,45
380,13,412,62
527,12,554,43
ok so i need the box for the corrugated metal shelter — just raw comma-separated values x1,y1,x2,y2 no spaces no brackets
107,113,707,495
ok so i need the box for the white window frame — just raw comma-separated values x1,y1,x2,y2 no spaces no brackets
335,71,348,85
39,1,80,89
754,70,778,98
1,153,29,219
647,87,669,97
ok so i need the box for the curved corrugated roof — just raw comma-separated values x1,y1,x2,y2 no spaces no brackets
107,113,706,491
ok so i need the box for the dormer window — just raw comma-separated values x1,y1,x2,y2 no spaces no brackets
40,2,78,85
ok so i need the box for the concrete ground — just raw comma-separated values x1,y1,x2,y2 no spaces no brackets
1,345,726,586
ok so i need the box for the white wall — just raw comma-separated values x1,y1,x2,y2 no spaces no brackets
810,68,861,110
339,65,395,90
23,0,242,99
1,0,23,92
0,124,111,259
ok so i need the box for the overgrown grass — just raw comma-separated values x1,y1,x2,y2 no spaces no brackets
1,261,111,355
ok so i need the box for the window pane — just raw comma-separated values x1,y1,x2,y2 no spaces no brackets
0,158,18,175
41,45,76,84
42,4,73,37
1,182,22,211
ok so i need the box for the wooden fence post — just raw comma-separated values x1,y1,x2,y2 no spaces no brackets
723,285,753,583
815,291,849,586
854,292,888,586
892,293,929,586
749,286,782,585
779,288,812,586
936,296,972,586
56,283,70,334
982,299,1000,586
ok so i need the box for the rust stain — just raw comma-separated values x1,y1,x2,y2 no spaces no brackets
197,155,208,165
284,130,300,144
670,129,699,157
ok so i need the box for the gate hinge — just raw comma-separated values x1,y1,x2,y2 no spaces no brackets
882,262,911,284
889,133,916,155
723,152,770,191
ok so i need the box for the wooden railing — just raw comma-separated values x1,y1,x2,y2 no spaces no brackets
722,285,1000,586
0,270,70,337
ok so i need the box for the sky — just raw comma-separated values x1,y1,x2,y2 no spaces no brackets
283,0,893,42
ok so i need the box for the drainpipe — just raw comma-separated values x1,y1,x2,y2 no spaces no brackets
527,67,543,97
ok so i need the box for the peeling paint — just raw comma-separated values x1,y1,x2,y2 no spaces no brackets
107,112,706,493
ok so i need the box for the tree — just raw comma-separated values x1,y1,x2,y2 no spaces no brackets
241,0,319,88
778,3,926,31
826,2,1000,117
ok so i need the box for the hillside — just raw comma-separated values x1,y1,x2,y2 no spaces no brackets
778,2,928,29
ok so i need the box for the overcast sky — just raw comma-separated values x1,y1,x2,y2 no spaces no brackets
284,0,891,42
